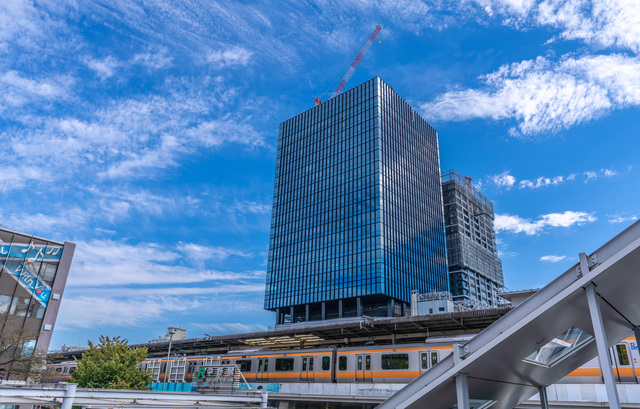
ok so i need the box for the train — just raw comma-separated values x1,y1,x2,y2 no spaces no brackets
47,334,640,385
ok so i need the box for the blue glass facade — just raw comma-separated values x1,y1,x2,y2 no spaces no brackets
265,77,448,324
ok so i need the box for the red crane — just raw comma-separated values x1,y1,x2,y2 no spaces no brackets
315,25,382,106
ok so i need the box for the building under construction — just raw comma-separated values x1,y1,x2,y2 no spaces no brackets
442,170,504,307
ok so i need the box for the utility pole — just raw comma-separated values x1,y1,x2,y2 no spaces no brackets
162,328,176,392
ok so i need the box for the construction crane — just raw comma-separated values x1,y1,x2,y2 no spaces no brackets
315,25,382,106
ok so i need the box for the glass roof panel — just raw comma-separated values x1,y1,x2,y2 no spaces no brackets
523,326,593,368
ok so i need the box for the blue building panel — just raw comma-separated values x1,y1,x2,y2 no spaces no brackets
265,77,448,324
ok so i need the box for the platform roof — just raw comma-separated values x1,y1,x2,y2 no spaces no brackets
378,220,640,409
55,307,511,361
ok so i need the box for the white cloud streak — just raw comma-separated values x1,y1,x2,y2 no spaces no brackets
540,254,567,262
495,211,596,235
421,54,640,135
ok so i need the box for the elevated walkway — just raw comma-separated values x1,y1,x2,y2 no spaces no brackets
378,220,640,409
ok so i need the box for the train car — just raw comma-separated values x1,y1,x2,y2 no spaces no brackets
45,361,76,383
50,336,640,386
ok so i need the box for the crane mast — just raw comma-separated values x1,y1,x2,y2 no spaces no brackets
315,25,381,106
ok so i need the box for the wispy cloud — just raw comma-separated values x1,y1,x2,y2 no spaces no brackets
420,54,640,135
495,211,596,235
85,56,120,80
484,168,623,190
69,239,259,287
191,322,268,335
540,254,567,263
608,214,639,224
206,46,253,67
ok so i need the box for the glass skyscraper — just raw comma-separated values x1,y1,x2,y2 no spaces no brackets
265,77,448,325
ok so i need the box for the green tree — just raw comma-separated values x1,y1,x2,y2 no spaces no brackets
72,335,153,389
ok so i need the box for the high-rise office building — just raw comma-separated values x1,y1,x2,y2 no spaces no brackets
441,170,503,306
265,77,448,325
0,228,75,379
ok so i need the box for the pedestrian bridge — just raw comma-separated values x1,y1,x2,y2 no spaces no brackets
378,220,640,409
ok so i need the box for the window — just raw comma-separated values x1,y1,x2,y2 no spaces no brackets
275,358,294,371
302,358,307,371
381,354,409,370
431,352,438,367
421,354,428,369
21,340,36,358
617,344,630,365
258,360,263,372
9,297,30,316
322,356,330,370
524,326,593,368
309,357,313,370
339,356,347,371
237,359,252,372
357,355,362,370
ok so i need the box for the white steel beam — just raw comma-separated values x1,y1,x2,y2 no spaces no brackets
583,264,621,409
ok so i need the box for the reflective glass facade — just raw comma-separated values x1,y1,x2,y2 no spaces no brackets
0,228,75,379
265,77,448,324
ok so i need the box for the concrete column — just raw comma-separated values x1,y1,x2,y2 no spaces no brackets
321,302,326,320
61,383,77,409
387,298,395,317
260,390,268,409
275,308,281,325
290,306,294,323
357,297,363,316
338,300,343,318
585,277,621,409
538,386,549,409
455,373,470,409
305,304,310,322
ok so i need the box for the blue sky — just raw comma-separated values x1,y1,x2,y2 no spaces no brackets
1,0,638,349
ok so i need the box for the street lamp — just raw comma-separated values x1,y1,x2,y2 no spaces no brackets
162,328,176,392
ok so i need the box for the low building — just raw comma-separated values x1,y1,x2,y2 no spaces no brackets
0,228,75,380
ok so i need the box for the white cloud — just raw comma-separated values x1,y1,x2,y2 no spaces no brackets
420,54,640,135
85,56,119,80
69,239,259,287
132,48,173,69
490,171,516,188
177,242,252,262
540,254,567,262
191,322,268,335
233,201,272,215
518,175,564,189
0,70,69,110
535,0,640,53
495,210,596,235
603,168,616,177
206,46,253,67
608,214,638,224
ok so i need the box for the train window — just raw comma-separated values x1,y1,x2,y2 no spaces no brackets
421,354,428,369
339,356,347,371
69,367,76,373
275,358,294,371
617,345,630,365
56,367,62,373
187,362,193,373
365,355,371,370
258,359,263,372
381,354,409,370
322,356,330,370
357,356,362,370
237,360,252,372
264,359,269,371
431,352,438,367
302,358,307,371
309,357,314,371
